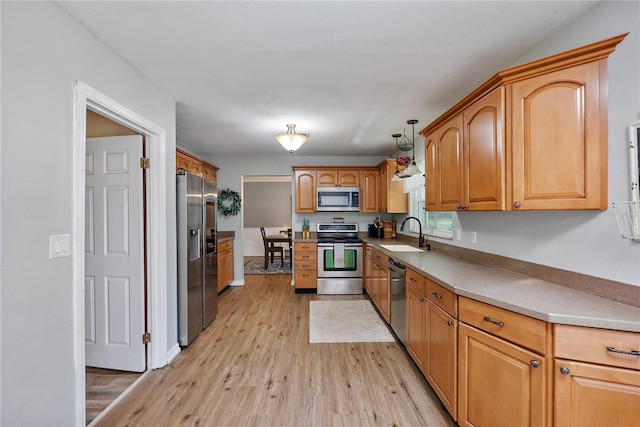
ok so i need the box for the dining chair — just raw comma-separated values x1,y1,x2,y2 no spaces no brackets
260,226,284,268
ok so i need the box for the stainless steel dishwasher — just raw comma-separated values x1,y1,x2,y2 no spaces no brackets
389,258,406,344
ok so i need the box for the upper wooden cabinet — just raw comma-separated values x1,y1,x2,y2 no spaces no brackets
420,34,625,211
294,169,316,213
377,159,408,213
359,169,378,213
316,169,360,187
176,148,218,182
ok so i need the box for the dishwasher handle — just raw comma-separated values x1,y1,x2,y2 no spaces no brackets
388,259,406,274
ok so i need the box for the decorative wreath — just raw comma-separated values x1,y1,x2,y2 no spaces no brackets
218,188,242,217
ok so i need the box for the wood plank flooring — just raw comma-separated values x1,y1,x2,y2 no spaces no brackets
95,273,456,426
86,367,142,424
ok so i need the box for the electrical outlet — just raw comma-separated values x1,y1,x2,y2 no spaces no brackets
471,231,477,244
456,229,462,241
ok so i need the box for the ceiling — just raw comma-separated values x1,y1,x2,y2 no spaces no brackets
55,1,596,157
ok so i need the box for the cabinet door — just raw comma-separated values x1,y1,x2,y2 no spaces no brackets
379,165,388,213
425,133,439,211
509,61,607,210
464,88,505,211
406,285,426,371
426,301,457,419
378,263,391,323
360,169,378,213
295,170,316,213
554,359,640,427
316,170,338,187
458,323,546,427
437,114,465,211
338,170,359,187
176,153,192,172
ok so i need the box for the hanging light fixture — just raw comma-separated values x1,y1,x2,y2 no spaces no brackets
275,123,308,153
391,133,404,181
404,119,422,176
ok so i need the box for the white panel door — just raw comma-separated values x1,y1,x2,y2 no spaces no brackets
85,136,145,372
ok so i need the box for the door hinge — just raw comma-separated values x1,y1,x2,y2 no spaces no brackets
140,157,150,169
142,332,151,344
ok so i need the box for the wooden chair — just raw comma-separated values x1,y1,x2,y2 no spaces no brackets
286,228,293,260
260,227,284,268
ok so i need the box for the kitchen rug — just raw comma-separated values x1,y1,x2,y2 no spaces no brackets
244,259,291,275
309,300,395,343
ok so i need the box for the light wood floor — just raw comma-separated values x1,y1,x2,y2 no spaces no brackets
95,274,456,426
86,367,142,424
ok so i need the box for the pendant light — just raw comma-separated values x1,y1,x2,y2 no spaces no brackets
275,124,308,153
404,119,422,176
391,133,404,181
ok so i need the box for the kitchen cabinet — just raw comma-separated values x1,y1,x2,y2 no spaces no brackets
359,169,378,213
176,147,218,182
458,296,550,427
294,169,316,213
316,169,360,187
294,242,317,289
377,159,408,213
420,34,625,211
405,268,458,419
366,248,390,323
553,324,640,426
217,239,234,292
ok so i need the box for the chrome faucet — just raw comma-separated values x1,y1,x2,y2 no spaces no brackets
400,216,429,250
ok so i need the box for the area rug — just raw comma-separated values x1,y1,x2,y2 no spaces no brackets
244,259,291,275
309,300,395,343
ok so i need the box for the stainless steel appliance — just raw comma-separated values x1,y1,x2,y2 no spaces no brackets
203,179,218,328
389,258,406,344
316,187,360,212
177,172,218,347
316,222,363,294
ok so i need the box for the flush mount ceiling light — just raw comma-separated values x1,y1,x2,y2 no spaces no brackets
275,123,308,153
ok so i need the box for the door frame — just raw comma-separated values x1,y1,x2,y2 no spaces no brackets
72,81,169,423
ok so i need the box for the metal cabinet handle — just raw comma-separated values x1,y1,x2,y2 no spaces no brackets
448,321,454,326
419,298,424,303
410,277,417,283
607,346,640,356
482,316,504,327
432,292,443,300
560,366,570,375
530,360,540,368
514,202,521,208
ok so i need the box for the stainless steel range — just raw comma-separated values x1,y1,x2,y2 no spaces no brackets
316,222,363,295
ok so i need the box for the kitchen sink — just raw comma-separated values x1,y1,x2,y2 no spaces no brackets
379,244,424,253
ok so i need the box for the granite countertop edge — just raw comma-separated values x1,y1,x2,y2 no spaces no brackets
363,238,640,333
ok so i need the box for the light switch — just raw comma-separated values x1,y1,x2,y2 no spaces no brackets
49,234,71,259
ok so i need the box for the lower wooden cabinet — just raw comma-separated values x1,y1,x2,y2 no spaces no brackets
294,242,317,289
217,239,234,292
366,248,390,323
458,323,547,427
553,324,640,426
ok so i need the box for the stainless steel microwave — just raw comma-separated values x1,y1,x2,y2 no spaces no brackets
316,187,360,212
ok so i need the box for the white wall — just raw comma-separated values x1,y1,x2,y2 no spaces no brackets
1,3,177,425
438,1,639,286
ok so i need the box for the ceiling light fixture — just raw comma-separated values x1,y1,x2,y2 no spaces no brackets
391,133,404,181
403,119,422,176
275,123,308,153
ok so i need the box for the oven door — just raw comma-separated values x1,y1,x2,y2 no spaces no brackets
317,243,363,278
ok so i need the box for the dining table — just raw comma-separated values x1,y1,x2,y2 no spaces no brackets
263,233,292,269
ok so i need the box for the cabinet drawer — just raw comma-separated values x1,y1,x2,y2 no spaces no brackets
371,250,389,266
426,279,457,318
459,296,548,354
295,260,316,271
295,270,317,289
405,268,425,295
294,242,317,252
218,239,233,251
294,251,317,262
555,324,640,370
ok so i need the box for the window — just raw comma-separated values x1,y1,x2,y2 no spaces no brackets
404,164,453,239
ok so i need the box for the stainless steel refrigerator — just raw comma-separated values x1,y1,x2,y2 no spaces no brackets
177,172,218,347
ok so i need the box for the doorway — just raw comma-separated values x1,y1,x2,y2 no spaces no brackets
72,82,170,425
